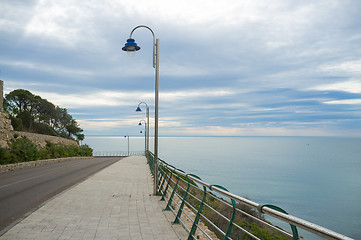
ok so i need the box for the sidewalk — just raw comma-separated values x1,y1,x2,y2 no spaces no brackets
0,156,188,240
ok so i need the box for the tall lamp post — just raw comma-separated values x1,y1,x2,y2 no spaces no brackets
136,102,149,154
138,119,147,155
123,25,159,195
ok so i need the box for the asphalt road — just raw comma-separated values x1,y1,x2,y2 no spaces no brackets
0,157,122,233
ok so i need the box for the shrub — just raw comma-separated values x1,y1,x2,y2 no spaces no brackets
9,136,39,162
80,144,93,156
1,139,93,164
38,141,93,160
0,147,11,164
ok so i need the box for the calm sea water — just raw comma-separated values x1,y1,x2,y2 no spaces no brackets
84,136,361,239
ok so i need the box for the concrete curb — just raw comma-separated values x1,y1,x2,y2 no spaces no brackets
0,156,93,173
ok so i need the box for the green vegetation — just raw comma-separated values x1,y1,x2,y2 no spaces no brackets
4,89,84,142
0,136,93,165
201,196,290,240
8,135,39,162
165,172,291,240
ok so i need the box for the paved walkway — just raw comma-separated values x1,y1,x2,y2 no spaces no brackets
0,156,188,240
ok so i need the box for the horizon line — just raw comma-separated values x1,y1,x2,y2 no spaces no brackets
84,135,360,138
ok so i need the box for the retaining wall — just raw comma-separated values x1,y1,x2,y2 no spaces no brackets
0,113,78,149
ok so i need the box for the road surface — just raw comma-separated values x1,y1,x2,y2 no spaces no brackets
0,157,122,233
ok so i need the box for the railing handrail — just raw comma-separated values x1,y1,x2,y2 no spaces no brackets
154,153,353,240
93,151,145,157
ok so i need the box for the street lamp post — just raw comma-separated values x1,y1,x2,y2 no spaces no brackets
124,135,129,156
136,102,149,154
123,25,159,195
139,119,147,155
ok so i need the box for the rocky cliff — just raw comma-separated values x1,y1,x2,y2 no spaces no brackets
0,113,14,148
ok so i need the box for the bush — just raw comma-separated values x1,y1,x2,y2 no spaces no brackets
10,136,39,162
0,139,93,165
80,144,93,156
39,142,93,159
0,147,12,164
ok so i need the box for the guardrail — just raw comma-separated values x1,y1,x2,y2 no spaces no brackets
147,151,353,240
93,151,145,157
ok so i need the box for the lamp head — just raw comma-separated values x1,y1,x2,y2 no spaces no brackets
122,38,140,57
140,131,143,133
135,106,142,112
138,122,142,126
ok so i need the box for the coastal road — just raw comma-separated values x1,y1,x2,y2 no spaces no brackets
0,157,122,233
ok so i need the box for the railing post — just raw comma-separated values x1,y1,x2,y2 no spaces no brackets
158,167,167,192
148,152,154,176
210,185,236,240
157,161,162,181
173,174,193,224
258,204,299,240
161,167,174,201
188,175,206,240
164,169,184,211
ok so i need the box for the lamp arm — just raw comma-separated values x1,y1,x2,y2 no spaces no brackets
129,25,157,68
138,101,149,108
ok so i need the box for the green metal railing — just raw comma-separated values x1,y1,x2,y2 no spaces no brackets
147,152,353,240
147,151,155,176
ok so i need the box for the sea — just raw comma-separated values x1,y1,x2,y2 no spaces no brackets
83,136,361,239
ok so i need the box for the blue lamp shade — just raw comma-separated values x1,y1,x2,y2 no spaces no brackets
122,38,140,51
138,122,142,126
135,106,142,112
140,131,143,133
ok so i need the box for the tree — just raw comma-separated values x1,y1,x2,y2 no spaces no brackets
5,89,35,114
5,89,38,131
17,110,33,129
53,107,73,137
76,133,85,144
4,89,85,141
33,97,55,124
65,120,83,139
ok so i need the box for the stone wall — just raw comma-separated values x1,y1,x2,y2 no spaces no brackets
13,131,78,148
0,112,78,149
0,112,14,148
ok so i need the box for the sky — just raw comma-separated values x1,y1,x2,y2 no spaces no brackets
1,0,361,137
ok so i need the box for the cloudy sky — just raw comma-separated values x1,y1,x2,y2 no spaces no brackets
1,0,361,137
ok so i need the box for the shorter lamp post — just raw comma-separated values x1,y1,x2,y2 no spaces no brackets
124,135,129,156
136,102,149,154
139,120,147,155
